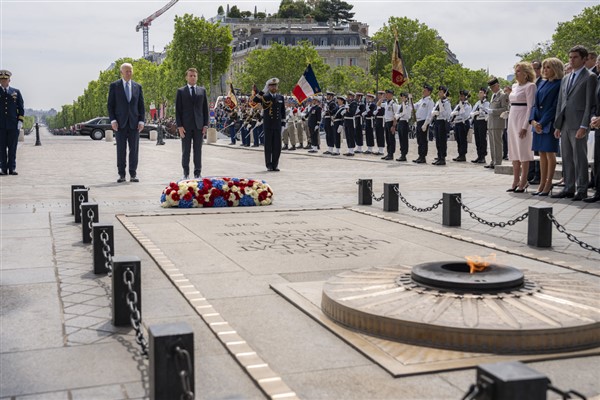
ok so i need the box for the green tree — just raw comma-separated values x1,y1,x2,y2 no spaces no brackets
321,66,375,95
277,0,310,19
314,0,354,24
236,42,329,95
228,5,242,18
169,14,232,97
217,5,224,15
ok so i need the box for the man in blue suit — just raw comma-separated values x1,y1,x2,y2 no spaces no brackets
107,63,145,183
0,70,24,175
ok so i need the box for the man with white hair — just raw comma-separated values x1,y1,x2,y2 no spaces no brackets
253,78,286,171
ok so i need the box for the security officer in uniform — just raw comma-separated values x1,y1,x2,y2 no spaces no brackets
322,91,337,155
254,78,286,171
431,85,452,165
0,70,24,175
413,84,435,163
307,97,322,153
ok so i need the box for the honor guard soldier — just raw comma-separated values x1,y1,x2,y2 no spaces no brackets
396,92,413,161
470,88,490,163
374,90,386,155
354,92,366,153
253,78,286,171
363,93,377,154
322,91,337,154
450,89,473,162
307,97,322,153
381,89,400,160
0,70,25,175
413,84,435,163
431,85,452,165
331,96,347,156
343,91,357,156
486,77,510,169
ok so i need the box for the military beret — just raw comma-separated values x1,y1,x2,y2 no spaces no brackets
385,89,394,94
266,77,279,86
423,84,433,91
0,70,11,79
488,77,499,86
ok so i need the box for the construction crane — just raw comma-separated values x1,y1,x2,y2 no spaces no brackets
135,0,179,59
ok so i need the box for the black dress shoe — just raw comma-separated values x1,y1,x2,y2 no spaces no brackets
413,158,426,164
194,174,201,179
272,167,280,172
381,155,389,160
583,193,600,203
396,156,407,161
117,177,126,183
331,152,340,156
8,170,18,175
434,159,446,165
289,146,296,151
476,158,487,164
484,164,495,169
0,170,7,175
551,191,575,199
323,150,332,154
364,150,372,154
453,156,466,162
130,177,139,182
572,192,587,201
382,155,393,160
344,153,355,157
471,158,480,163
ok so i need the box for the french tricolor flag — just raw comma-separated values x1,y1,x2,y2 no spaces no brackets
292,64,321,103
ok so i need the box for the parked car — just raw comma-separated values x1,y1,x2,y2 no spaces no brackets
78,117,161,140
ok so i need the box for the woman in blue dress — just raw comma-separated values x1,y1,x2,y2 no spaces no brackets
529,58,564,196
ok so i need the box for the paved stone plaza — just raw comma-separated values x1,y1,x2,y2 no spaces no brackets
1,127,599,399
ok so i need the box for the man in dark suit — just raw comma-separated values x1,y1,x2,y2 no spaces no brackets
107,63,145,183
584,70,600,203
552,45,598,201
0,70,24,175
176,68,209,179
253,78,285,171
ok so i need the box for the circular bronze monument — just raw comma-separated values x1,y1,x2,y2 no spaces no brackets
321,262,600,354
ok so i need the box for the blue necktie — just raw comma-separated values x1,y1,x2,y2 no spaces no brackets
126,82,131,102
567,73,576,92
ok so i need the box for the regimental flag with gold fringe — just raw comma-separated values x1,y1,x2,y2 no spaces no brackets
391,32,408,87
248,83,258,108
292,64,321,103
225,83,238,109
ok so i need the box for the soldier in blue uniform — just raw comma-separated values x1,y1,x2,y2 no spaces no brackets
0,70,24,175
253,78,286,171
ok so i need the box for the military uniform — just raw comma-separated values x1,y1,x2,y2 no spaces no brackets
354,93,365,152
431,86,452,165
396,93,413,161
363,94,377,154
0,70,24,175
253,78,286,171
487,77,510,168
413,84,435,163
382,89,400,160
322,92,337,154
470,88,490,163
451,90,473,161
307,98,322,153
374,91,386,155
344,92,357,155
331,96,347,155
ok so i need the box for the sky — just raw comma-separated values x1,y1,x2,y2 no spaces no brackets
0,0,595,111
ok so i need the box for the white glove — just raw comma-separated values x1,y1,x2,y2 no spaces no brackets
432,111,440,116
450,111,458,116
337,125,343,134
470,111,480,117
421,124,427,132
500,111,509,119
18,121,23,130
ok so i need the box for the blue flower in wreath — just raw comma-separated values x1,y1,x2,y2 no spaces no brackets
239,195,256,207
232,178,240,183
211,179,224,190
197,181,204,191
160,193,166,203
213,196,227,207
179,198,194,208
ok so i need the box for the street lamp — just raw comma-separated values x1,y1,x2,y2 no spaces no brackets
199,45,224,102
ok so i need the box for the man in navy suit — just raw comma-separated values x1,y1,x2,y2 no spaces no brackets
0,70,24,175
176,68,208,179
107,63,145,183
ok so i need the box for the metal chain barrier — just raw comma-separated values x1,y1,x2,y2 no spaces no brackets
455,196,528,227
124,267,149,357
547,213,600,254
86,208,95,242
100,230,114,276
78,193,85,221
174,346,195,400
366,181,385,202
393,186,443,212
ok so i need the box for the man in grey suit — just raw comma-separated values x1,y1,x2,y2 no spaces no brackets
485,77,509,169
176,68,209,179
552,45,598,201
107,63,145,183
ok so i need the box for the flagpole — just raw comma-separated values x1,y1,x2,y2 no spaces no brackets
393,28,417,121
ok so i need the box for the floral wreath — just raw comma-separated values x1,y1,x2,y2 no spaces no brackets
161,177,273,208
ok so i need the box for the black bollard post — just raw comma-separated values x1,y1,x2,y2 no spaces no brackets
475,361,549,400
71,185,85,215
92,223,114,274
35,123,41,146
149,322,194,400
73,188,89,223
80,202,99,244
383,183,399,212
442,193,462,227
357,179,373,205
112,256,141,327
527,206,552,248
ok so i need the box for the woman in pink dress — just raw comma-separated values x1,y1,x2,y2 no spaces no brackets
506,62,537,193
